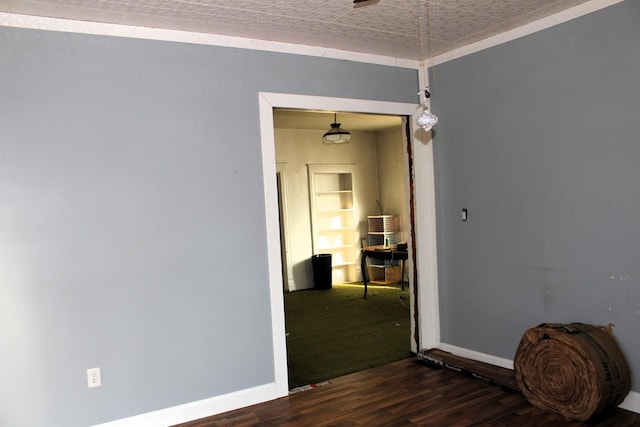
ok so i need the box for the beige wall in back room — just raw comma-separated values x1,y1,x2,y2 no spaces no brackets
375,126,408,242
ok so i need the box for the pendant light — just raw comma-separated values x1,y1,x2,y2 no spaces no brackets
416,86,438,131
323,113,351,144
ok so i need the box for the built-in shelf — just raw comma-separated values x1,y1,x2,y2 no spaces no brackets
309,165,359,284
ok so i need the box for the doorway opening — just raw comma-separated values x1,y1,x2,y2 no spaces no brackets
258,92,439,397
273,108,414,389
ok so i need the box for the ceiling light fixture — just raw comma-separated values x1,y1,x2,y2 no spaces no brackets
323,113,351,144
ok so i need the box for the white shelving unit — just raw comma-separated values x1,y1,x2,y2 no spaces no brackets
308,165,358,284
367,215,400,246
367,215,401,284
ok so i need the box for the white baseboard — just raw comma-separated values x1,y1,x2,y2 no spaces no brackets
436,342,640,415
92,382,285,427
619,391,640,414
438,343,514,370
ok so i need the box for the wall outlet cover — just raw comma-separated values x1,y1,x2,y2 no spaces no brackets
87,367,101,388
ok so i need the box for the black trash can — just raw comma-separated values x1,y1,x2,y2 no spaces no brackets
311,254,332,290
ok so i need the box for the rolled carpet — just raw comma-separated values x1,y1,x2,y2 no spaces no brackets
514,323,630,421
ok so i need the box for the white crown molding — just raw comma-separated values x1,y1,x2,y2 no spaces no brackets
432,0,626,66
0,0,623,70
0,12,418,69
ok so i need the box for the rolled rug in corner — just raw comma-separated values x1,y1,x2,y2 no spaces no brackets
514,323,630,421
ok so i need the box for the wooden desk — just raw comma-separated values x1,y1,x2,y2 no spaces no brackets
360,245,408,298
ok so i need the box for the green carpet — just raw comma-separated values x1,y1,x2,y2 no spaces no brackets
284,283,412,390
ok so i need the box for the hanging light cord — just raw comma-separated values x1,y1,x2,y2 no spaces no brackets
417,0,427,103
415,0,438,132
426,0,435,96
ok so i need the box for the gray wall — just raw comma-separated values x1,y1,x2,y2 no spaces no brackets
432,1,640,390
0,27,417,426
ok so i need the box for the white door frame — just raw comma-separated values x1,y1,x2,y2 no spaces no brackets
259,92,440,396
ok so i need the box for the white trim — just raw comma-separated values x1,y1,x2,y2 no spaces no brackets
258,91,439,361
620,391,640,415
259,93,418,115
437,343,640,415
0,12,417,69
432,0,625,65
412,128,440,349
438,343,514,370
414,65,440,350
259,96,291,401
91,383,280,427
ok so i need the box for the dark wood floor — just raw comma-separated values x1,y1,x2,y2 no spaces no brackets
175,357,640,427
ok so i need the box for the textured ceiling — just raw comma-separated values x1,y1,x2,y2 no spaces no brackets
1,0,591,61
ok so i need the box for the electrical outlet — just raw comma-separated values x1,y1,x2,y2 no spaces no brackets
87,367,101,388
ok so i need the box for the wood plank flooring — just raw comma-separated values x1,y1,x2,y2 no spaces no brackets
175,357,640,427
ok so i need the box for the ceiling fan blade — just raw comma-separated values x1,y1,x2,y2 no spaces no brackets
354,0,380,6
